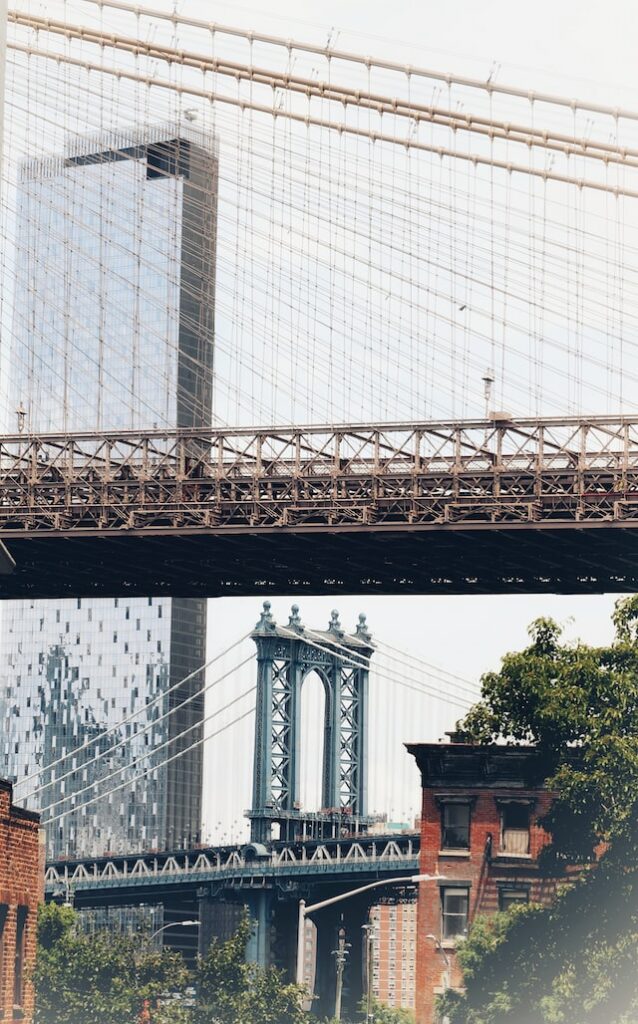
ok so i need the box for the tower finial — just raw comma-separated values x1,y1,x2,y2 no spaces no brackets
355,612,371,641
255,600,276,632
328,609,343,634
288,604,303,631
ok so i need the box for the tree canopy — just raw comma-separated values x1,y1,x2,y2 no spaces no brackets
191,915,307,1024
438,596,638,1024
34,903,188,1024
34,905,313,1024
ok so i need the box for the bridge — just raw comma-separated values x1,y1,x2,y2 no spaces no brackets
4,415,638,597
36,608,423,1017
4,4,638,1019
45,834,419,1016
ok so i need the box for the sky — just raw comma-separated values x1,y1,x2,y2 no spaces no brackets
192,0,638,105
198,0,638,842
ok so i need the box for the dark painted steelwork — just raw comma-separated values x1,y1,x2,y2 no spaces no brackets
3,416,638,596
249,604,372,843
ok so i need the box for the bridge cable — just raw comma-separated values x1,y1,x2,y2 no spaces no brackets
14,631,252,791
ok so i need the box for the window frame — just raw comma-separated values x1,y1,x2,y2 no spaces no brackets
498,886,530,913
498,799,533,856
440,885,470,941
440,800,471,851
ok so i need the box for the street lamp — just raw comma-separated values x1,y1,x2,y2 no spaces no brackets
149,919,199,943
295,874,447,986
362,923,374,1024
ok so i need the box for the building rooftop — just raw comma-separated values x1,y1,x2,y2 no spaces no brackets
405,741,556,790
0,778,41,822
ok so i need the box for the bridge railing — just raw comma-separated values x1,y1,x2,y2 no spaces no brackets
44,837,420,890
4,416,638,532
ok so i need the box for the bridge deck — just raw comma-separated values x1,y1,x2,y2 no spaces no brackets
4,416,638,597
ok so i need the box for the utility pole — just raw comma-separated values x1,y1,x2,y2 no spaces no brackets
482,367,495,419
332,926,350,1021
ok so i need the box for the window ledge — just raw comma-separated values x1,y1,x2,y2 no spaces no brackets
438,850,470,858
495,852,532,860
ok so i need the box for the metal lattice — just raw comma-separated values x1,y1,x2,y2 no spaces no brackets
249,603,373,843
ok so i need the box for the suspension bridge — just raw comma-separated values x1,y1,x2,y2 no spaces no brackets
2,5,638,596
3,416,638,595
2,0,638,1018
26,603,458,1017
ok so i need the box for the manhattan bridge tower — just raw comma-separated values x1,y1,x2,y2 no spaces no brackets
249,601,373,845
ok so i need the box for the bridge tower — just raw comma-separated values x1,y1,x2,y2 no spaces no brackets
249,602,373,844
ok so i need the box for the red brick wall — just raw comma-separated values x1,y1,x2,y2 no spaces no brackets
415,786,556,1024
0,781,43,1024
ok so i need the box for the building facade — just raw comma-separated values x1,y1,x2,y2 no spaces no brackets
2,126,217,858
0,779,43,1024
407,742,560,1024
370,901,417,1012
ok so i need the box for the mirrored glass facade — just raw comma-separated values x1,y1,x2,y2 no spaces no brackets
1,126,217,858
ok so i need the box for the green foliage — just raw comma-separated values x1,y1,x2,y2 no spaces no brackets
34,905,308,1024
364,997,415,1022
192,913,307,1024
33,903,189,1024
438,857,638,1024
321,998,414,1024
439,596,638,1023
459,598,638,862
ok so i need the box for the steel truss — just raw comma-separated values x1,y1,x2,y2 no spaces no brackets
3,416,638,536
44,834,419,893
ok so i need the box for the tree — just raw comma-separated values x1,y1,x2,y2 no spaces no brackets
364,998,415,1022
33,903,189,1024
322,999,415,1024
192,913,308,1024
437,597,638,1023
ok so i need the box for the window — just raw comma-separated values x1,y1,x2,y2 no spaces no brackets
500,803,531,855
14,906,28,1010
441,887,469,940
441,802,470,849
499,887,530,912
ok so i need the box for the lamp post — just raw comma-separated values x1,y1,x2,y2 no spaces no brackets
149,919,199,943
332,926,350,1021
362,923,374,1023
16,403,26,434
295,874,447,988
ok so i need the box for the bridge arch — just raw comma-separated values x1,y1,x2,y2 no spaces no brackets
299,666,331,814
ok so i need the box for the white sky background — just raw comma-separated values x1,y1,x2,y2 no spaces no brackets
3,0,638,842
198,0,638,843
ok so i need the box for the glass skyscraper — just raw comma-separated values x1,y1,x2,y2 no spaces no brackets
1,124,217,859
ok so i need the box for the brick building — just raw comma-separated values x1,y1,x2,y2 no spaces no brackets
0,779,43,1023
406,742,560,1024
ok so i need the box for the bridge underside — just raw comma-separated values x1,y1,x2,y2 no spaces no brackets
4,523,638,598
